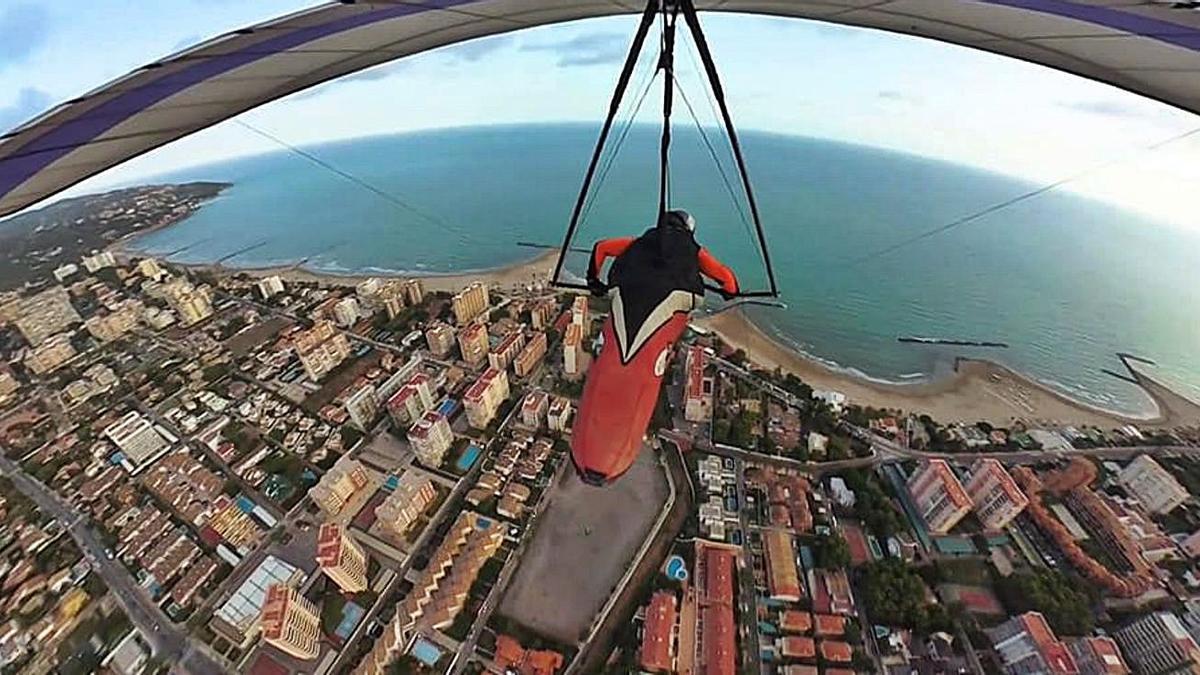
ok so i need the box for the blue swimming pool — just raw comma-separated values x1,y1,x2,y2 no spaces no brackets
665,555,688,581
437,398,460,418
334,602,365,640
410,637,443,666
456,444,482,472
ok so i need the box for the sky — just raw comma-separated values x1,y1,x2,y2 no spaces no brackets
2,1,1200,229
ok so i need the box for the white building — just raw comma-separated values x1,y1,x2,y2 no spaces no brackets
82,251,117,273
293,321,351,382
385,373,434,426
965,459,1029,530
908,459,972,534
137,258,165,281
344,385,379,432
408,410,453,467
1119,455,1189,514
807,432,828,456
520,390,549,428
53,263,80,282
813,390,846,413
104,411,173,474
333,297,362,328
547,397,573,433
683,345,712,423
162,280,213,326
375,472,437,535
829,477,856,508
1113,612,1200,675
257,276,285,300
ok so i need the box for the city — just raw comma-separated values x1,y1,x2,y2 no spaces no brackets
0,197,1199,675
6,1,1200,674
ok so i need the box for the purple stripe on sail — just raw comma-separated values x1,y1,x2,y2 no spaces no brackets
981,0,1200,50
0,0,475,200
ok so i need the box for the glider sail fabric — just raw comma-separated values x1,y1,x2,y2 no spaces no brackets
5,0,1200,218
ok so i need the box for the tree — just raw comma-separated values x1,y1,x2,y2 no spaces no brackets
860,559,951,635
389,656,424,675
843,469,903,539
994,570,1094,636
713,419,731,444
729,414,756,447
812,532,851,569
827,435,851,461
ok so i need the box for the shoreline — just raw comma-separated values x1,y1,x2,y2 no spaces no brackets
695,310,1199,429
123,248,562,294
112,235,1198,429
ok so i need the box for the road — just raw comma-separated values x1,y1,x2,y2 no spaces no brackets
0,454,228,675
327,384,527,675
712,354,1200,468
732,454,763,675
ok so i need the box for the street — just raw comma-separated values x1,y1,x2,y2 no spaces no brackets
0,454,228,675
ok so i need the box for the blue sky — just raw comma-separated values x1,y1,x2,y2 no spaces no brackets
2,1,1200,228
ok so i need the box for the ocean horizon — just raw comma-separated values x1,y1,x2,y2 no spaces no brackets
122,123,1200,417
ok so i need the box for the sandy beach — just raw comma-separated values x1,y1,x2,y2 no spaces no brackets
122,240,1198,429
125,249,561,295
696,310,1200,429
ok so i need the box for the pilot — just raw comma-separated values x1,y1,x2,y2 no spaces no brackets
586,209,739,302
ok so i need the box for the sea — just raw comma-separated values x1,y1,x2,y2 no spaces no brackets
124,124,1200,417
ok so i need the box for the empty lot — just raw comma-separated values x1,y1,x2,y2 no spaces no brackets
498,449,669,643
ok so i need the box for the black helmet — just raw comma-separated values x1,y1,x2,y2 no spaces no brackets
659,209,696,233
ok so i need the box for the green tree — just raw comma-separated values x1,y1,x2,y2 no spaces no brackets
994,570,1094,636
860,559,951,635
812,532,851,569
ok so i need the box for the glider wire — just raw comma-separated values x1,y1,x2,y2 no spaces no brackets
576,40,662,231
672,73,755,246
847,124,1200,267
233,118,455,231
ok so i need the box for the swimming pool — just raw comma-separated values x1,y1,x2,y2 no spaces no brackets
456,444,482,472
665,555,688,581
410,637,443,666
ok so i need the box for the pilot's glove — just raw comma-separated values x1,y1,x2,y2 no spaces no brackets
587,277,608,298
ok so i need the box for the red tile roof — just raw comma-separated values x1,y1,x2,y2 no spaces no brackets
764,529,802,601
640,591,677,673
841,523,871,566
781,636,815,659
780,610,812,634
819,640,854,663
524,649,564,675
1080,637,1128,675
705,547,735,606
814,614,846,637
686,345,706,400
495,634,526,669
701,604,736,675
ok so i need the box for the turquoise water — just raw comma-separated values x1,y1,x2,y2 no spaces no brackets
128,124,1200,415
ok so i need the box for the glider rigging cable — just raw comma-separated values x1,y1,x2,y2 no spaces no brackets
551,0,779,299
